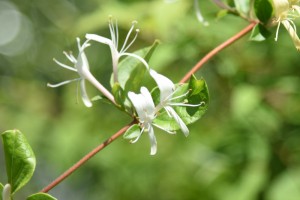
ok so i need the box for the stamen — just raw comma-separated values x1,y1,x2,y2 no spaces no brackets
120,21,138,53
122,29,139,53
275,21,281,41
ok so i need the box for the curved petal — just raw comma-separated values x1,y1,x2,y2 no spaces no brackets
47,78,81,88
148,125,157,155
85,34,113,46
140,87,156,114
128,91,147,120
165,106,189,137
53,58,77,72
150,69,175,102
282,20,300,50
80,80,92,107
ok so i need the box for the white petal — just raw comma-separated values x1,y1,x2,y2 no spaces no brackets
150,69,175,102
80,80,92,107
165,106,189,137
75,40,91,76
86,34,113,46
53,58,77,72
282,20,300,50
47,78,80,88
128,91,147,120
148,125,157,155
140,87,156,114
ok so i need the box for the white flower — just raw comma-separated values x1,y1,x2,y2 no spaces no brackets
86,17,149,83
273,0,300,50
47,38,115,107
128,87,157,155
150,69,201,136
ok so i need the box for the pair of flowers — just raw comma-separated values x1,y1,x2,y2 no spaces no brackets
272,0,300,50
48,18,198,155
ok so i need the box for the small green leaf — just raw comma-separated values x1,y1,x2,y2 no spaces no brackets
234,0,250,17
254,0,273,24
27,193,57,200
250,24,271,41
1,130,36,194
115,40,160,92
123,124,141,140
0,183,3,200
112,82,129,111
153,76,209,132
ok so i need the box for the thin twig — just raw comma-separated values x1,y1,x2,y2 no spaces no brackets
41,121,136,193
180,21,257,83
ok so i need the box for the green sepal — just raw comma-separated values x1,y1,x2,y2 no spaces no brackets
123,124,141,140
112,40,160,92
1,130,36,195
250,24,271,41
254,0,273,24
0,183,3,200
26,193,57,200
153,76,209,132
112,82,131,112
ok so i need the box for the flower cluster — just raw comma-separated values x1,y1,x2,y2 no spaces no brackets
128,69,201,155
272,0,300,50
48,17,206,155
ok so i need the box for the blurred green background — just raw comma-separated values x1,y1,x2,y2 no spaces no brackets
1,0,300,199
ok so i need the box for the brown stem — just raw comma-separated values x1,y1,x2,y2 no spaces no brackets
180,21,257,83
41,121,135,193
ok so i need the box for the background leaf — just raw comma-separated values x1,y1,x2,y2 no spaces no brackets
27,193,57,200
1,130,36,194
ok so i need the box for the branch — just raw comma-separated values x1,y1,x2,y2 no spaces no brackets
180,21,257,83
41,121,136,193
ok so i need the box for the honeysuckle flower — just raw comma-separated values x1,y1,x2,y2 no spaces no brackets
150,69,202,136
128,87,157,155
272,0,300,50
86,17,150,83
2,184,11,200
47,38,115,107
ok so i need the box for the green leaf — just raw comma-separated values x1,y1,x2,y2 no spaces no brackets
250,24,271,41
153,76,209,132
0,183,3,200
1,130,36,194
234,0,250,17
114,40,160,92
254,0,273,24
123,124,141,140
27,193,57,200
